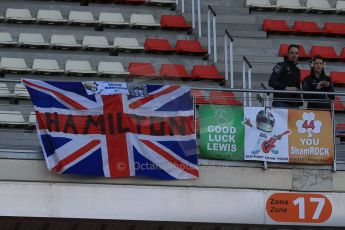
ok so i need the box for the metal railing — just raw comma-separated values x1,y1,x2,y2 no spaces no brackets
242,56,253,106
207,5,217,64
176,0,201,36
0,79,344,171
192,87,345,171
224,30,234,88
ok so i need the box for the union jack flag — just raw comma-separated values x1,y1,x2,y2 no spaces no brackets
22,79,199,180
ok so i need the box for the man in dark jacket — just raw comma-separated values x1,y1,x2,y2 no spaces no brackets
269,44,303,108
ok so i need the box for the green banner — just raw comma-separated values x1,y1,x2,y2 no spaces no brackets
199,105,244,160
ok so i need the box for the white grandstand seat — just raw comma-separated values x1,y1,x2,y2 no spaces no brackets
18,33,49,48
98,12,129,27
97,62,130,76
14,83,30,98
276,0,306,11
336,1,345,14
65,60,96,76
5,8,36,23
50,35,81,49
32,59,64,74
28,112,36,126
145,0,176,6
0,32,17,47
0,83,13,98
82,36,111,50
0,111,27,126
68,11,97,25
129,14,160,28
306,0,336,13
245,0,276,10
0,58,31,73
37,9,67,24
113,37,144,52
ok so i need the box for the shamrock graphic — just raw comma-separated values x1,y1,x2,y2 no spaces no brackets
296,112,322,138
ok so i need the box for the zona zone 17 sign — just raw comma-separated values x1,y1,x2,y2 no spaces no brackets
266,193,332,223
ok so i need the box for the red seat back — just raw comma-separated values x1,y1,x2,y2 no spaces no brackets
336,123,345,130
310,46,340,59
334,97,345,111
176,40,207,53
293,21,321,34
341,47,345,59
191,90,209,104
160,64,191,78
323,22,345,36
300,69,311,82
160,15,192,30
144,38,175,52
128,62,157,77
192,65,224,81
262,19,291,32
209,91,242,105
331,71,345,85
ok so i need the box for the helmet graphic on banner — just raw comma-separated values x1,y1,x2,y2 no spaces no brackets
256,109,275,132
214,109,229,126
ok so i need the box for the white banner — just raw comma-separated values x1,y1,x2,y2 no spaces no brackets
244,107,289,162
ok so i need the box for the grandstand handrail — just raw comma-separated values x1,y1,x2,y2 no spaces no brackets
243,56,253,68
225,30,234,42
224,30,234,88
242,56,252,106
176,0,185,13
197,0,201,37
207,5,217,63
207,5,217,16
3,78,345,96
177,0,201,37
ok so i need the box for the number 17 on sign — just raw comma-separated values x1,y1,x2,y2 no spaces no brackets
266,193,332,223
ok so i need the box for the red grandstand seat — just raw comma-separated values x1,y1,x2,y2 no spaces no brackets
113,0,145,4
191,90,209,104
144,38,175,53
175,40,208,56
192,65,224,81
323,22,345,36
209,91,242,106
160,64,192,79
292,21,322,35
341,47,345,60
160,15,192,30
128,62,158,77
310,46,341,60
300,69,311,82
336,123,345,141
160,64,191,79
262,19,292,33
336,123,345,142
279,44,310,59
331,71,345,86
334,97,345,112
337,124,345,130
